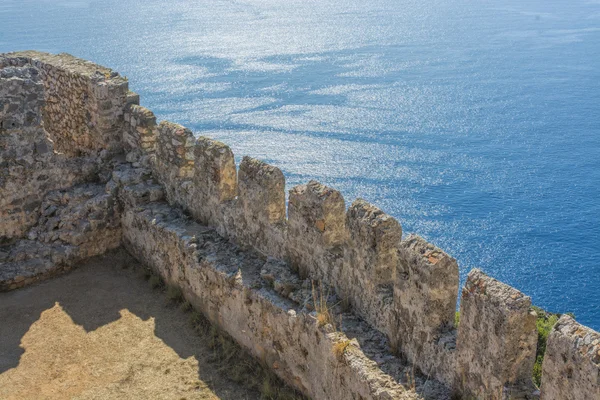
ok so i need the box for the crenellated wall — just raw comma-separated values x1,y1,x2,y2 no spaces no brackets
2,51,598,400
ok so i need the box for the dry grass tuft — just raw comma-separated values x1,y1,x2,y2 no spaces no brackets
188,310,207,331
166,285,184,303
405,366,416,391
311,281,336,329
332,339,352,362
148,274,163,289
179,300,192,312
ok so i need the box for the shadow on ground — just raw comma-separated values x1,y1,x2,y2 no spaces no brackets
0,248,261,400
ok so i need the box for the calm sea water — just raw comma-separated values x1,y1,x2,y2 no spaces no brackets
1,0,599,329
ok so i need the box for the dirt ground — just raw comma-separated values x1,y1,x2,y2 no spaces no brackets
0,249,262,400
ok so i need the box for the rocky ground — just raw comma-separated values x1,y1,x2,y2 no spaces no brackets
0,249,266,400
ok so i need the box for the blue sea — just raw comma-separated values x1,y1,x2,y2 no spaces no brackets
1,0,599,329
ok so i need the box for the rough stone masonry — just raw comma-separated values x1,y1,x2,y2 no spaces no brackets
1,51,598,400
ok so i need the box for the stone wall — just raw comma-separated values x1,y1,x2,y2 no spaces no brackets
2,51,129,156
2,51,599,400
118,171,427,400
540,315,600,399
456,270,538,399
0,51,125,286
0,182,121,291
123,101,157,155
0,58,100,240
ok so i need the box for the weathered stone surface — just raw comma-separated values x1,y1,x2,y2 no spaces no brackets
342,199,401,335
261,257,303,298
1,51,129,156
153,121,195,208
28,183,121,254
1,183,122,290
194,136,237,203
108,164,164,208
347,199,401,286
190,136,237,231
541,315,600,400
120,195,446,400
0,240,78,291
236,156,286,258
456,269,538,399
123,104,157,153
388,235,459,386
0,63,100,240
287,180,346,280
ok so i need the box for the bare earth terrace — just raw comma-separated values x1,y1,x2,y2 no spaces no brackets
0,249,280,400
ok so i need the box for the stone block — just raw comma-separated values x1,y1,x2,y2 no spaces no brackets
288,180,346,247
286,180,345,281
237,156,286,257
154,121,195,207
238,156,285,225
390,235,459,384
124,104,157,152
126,91,140,105
456,269,537,399
540,315,600,400
194,136,237,204
346,199,402,286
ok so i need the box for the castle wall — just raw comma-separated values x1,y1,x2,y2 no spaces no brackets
540,315,600,400
2,51,598,400
119,187,419,400
141,116,544,397
456,270,538,399
1,52,125,284
115,80,598,399
2,51,129,156
0,60,99,240
392,235,459,385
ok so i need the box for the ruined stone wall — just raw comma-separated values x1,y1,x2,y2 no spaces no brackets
2,51,599,400
129,114,538,397
2,51,129,156
1,52,125,286
117,175,423,400
0,58,99,240
130,80,599,399
540,315,600,399
114,51,600,399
